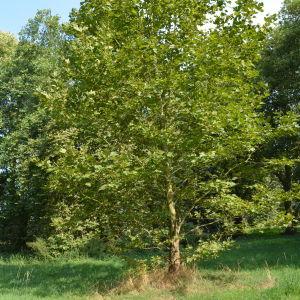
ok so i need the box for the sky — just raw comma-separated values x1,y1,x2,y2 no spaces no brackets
0,0,81,36
258,0,284,23
0,0,284,36
263,0,284,15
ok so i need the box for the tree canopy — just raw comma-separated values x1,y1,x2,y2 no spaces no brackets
0,0,298,275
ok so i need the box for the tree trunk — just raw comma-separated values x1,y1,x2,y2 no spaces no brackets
167,181,181,274
282,165,292,193
169,227,181,274
278,165,296,235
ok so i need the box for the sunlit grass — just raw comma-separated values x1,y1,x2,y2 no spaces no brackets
1,232,300,299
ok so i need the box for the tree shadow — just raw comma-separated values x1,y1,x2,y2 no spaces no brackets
0,257,125,298
199,233,300,271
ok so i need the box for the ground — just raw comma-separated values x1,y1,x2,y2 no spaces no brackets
0,232,300,299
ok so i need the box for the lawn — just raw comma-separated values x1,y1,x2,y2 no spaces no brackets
1,232,300,299
0,255,125,299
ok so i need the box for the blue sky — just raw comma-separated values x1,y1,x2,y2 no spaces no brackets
0,0,81,36
0,0,283,36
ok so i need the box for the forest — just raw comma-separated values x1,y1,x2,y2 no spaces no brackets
0,0,299,299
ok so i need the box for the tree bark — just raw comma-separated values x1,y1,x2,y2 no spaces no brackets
167,181,181,274
282,165,292,193
278,165,296,235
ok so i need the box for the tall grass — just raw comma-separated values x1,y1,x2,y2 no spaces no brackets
1,232,300,299
0,255,125,299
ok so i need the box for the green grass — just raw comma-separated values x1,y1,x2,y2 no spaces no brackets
196,233,300,300
0,255,126,299
1,232,300,299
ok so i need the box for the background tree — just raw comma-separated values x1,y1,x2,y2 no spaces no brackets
260,0,300,234
0,10,64,249
0,32,17,66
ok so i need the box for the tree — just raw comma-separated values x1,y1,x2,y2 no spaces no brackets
44,0,268,273
0,10,64,249
260,0,300,234
0,32,17,65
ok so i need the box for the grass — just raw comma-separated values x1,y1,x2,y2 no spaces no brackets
196,232,300,300
1,232,300,299
0,255,126,300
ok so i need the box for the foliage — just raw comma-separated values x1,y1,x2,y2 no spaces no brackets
0,0,299,277
260,0,300,232
0,31,17,66
0,10,64,249
40,0,270,271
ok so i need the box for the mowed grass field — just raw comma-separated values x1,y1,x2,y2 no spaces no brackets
1,232,300,300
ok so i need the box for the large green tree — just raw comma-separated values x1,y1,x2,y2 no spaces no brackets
44,0,268,272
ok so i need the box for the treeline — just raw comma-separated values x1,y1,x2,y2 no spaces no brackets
0,0,299,273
